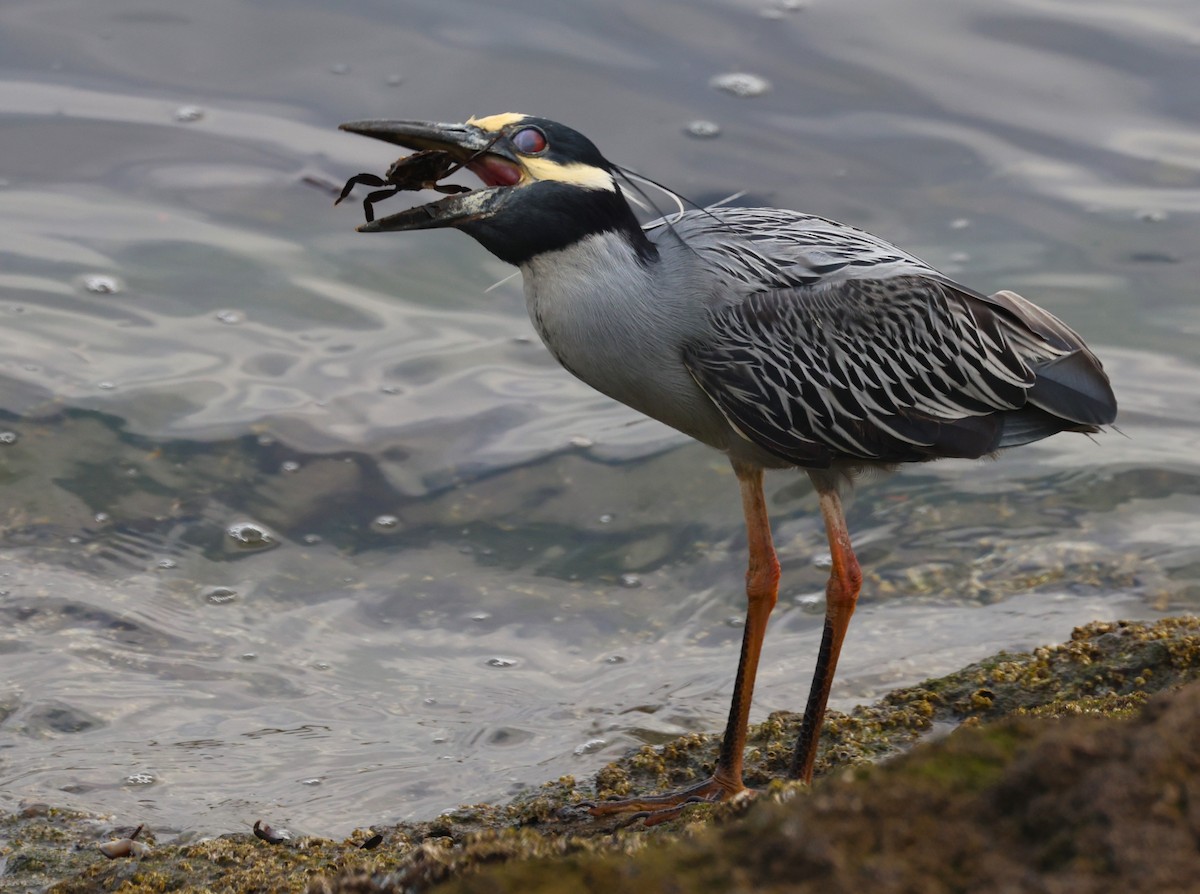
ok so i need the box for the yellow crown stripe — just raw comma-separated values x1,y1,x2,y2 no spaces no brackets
467,113,528,132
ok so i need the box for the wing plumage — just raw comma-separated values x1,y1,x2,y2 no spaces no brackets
668,209,1116,469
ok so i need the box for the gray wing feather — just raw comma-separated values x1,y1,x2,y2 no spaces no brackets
655,207,943,289
980,290,1117,426
682,273,1116,468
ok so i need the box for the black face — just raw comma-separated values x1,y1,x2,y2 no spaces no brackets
460,179,646,266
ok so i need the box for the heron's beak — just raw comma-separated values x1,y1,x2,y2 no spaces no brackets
338,119,523,233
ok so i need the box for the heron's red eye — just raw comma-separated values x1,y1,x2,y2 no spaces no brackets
511,126,547,155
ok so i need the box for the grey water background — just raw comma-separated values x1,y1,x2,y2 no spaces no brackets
0,0,1197,839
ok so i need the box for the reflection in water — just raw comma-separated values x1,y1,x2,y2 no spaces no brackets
0,0,1197,837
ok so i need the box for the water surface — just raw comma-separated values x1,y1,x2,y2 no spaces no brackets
0,0,1196,838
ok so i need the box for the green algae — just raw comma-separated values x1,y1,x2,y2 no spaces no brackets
434,678,1200,894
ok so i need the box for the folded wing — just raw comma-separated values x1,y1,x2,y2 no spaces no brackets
683,275,1117,469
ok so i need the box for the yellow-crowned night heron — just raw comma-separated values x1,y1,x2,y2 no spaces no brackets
338,113,1117,818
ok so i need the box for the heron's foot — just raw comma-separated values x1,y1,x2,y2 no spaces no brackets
581,776,751,826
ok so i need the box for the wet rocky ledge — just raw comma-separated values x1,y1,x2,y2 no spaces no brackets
5,616,1198,894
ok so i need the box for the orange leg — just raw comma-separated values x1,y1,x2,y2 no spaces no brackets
588,459,780,821
791,470,862,783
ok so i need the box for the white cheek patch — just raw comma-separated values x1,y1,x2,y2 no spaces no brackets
523,157,616,191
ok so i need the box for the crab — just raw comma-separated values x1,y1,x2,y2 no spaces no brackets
335,149,471,223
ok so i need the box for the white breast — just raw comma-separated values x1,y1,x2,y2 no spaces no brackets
519,233,733,448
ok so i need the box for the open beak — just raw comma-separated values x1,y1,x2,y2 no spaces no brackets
338,119,523,233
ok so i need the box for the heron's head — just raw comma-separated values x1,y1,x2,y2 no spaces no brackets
339,113,650,265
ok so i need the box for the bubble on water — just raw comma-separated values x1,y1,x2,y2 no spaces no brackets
0,432,17,445
568,434,594,448
574,738,607,756
470,611,492,622
215,309,244,325
280,460,301,474
685,119,722,139
711,72,771,98
1136,209,1167,222
950,218,971,230
812,552,832,570
241,652,258,661
604,654,627,665
312,660,331,671
379,384,402,395
796,592,824,613
302,533,322,545
257,434,276,447
598,513,614,525
226,521,277,550
124,773,155,786
97,381,116,391
725,615,745,628
764,0,808,13
301,777,323,786
93,512,110,524
619,573,642,589
83,274,121,294
372,514,400,533
156,558,177,569
486,656,518,668
205,586,238,605
174,105,205,123
423,697,438,705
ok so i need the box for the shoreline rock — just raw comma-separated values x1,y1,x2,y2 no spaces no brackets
5,616,1196,894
